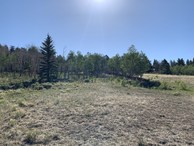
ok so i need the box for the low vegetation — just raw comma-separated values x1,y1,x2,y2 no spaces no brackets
0,74,194,145
144,74,194,91
0,36,194,145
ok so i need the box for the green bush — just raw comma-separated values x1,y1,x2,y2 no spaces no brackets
42,83,52,89
0,85,10,90
84,79,90,83
139,80,161,88
23,81,32,88
31,83,44,90
179,82,187,90
12,83,23,89
174,81,188,90
129,80,140,87
116,77,121,83
159,82,172,90
121,79,128,87
121,78,161,88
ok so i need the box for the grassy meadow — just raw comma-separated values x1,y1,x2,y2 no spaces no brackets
0,74,194,145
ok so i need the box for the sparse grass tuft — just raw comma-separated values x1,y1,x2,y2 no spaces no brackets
18,100,27,107
13,109,26,119
8,119,17,127
23,130,39,144
172,92,181,96
0,96,4,104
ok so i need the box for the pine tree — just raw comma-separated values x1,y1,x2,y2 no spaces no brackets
160,59,171,74
39,35,57,82
153,59,160,72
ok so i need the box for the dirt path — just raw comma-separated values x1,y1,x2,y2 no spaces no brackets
1,82,194,145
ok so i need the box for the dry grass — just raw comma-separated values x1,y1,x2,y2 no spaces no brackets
0,77,194,145
144,73,194,86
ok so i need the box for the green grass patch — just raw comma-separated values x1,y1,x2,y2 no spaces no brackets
158,80,190,91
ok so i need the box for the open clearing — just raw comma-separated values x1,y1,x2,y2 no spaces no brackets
0,76,194,145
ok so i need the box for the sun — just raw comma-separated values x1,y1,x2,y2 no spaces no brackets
87,0,115,10
94,0,105,3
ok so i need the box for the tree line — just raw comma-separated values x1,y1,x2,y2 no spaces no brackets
152,58,194,75
0,35,194,82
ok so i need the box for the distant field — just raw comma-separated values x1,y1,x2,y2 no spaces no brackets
144,73,194,86
0,75,194,145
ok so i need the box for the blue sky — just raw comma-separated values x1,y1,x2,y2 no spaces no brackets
0,0,194,61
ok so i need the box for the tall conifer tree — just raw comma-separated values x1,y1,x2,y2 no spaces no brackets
39,35,57,82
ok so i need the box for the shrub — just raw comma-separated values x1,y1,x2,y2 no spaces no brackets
129,80,139,87
23,81,32,88
24,131,38,144
84,79,90,83
179,82,187,90
42,83,52,89
31,79,37,84
18,100,27,107
8,119,17,127
159,82,172,90
11,83,23,89
13,109,26,119
0,85,10,90
121,79,128,87
175,81,188,91
116,77,121,83
31,83,44,90
173,92,181,96
139,80,161,88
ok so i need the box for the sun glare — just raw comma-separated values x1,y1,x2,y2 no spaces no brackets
95,0,104,3
85,0,118,12
94,0,106,4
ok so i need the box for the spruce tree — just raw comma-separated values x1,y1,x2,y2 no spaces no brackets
39,35,57,82
160,59,171,74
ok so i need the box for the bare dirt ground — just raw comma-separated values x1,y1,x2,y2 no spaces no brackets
0,79,194,145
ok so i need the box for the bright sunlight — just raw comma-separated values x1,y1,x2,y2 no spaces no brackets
90,0,115,9
94,0,105,3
